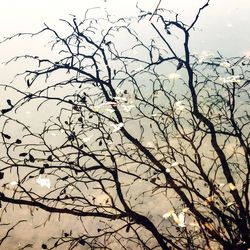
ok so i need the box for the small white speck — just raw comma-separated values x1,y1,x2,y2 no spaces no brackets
10,181,18,186
171,162,179,167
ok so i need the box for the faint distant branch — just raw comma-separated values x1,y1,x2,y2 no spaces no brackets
149,0,162,21
0,220,26,245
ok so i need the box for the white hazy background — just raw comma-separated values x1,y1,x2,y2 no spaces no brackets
0,0,250,63
0,0,249,249
0,0,250,103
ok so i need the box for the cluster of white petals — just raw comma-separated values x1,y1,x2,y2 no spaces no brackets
151,113,161,117
164,161,179,173
93,105,100,112
106,108,115,113
100,101,117,107
175,101,185,112
171,162,179,167
67,185,74,191
36,175,51,189
110,122,124,132
168,73,180,80
116,87,125,95
219,75,241,84
146,141,157,150
114,96,127,102
220,61,231,68
96,88,135,114
163,210,186,227
115,88,135,113
228,182,236,191
82,136,92,143
9,181,18,186
121,104,135,112
198,51,214,63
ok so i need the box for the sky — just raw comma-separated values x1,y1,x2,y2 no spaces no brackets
0,0,250,53
2,0,249,147
0,0,249,166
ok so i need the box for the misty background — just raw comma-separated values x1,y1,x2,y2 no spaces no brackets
0,0,249,249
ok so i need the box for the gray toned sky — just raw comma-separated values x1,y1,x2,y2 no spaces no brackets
0,0,250,53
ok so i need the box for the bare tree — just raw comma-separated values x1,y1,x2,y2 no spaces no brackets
0,1,250,249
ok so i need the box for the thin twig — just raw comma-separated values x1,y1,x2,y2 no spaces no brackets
149,0,162,21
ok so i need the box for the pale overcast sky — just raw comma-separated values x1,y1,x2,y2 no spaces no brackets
0,0,250,82
0,0,249,50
